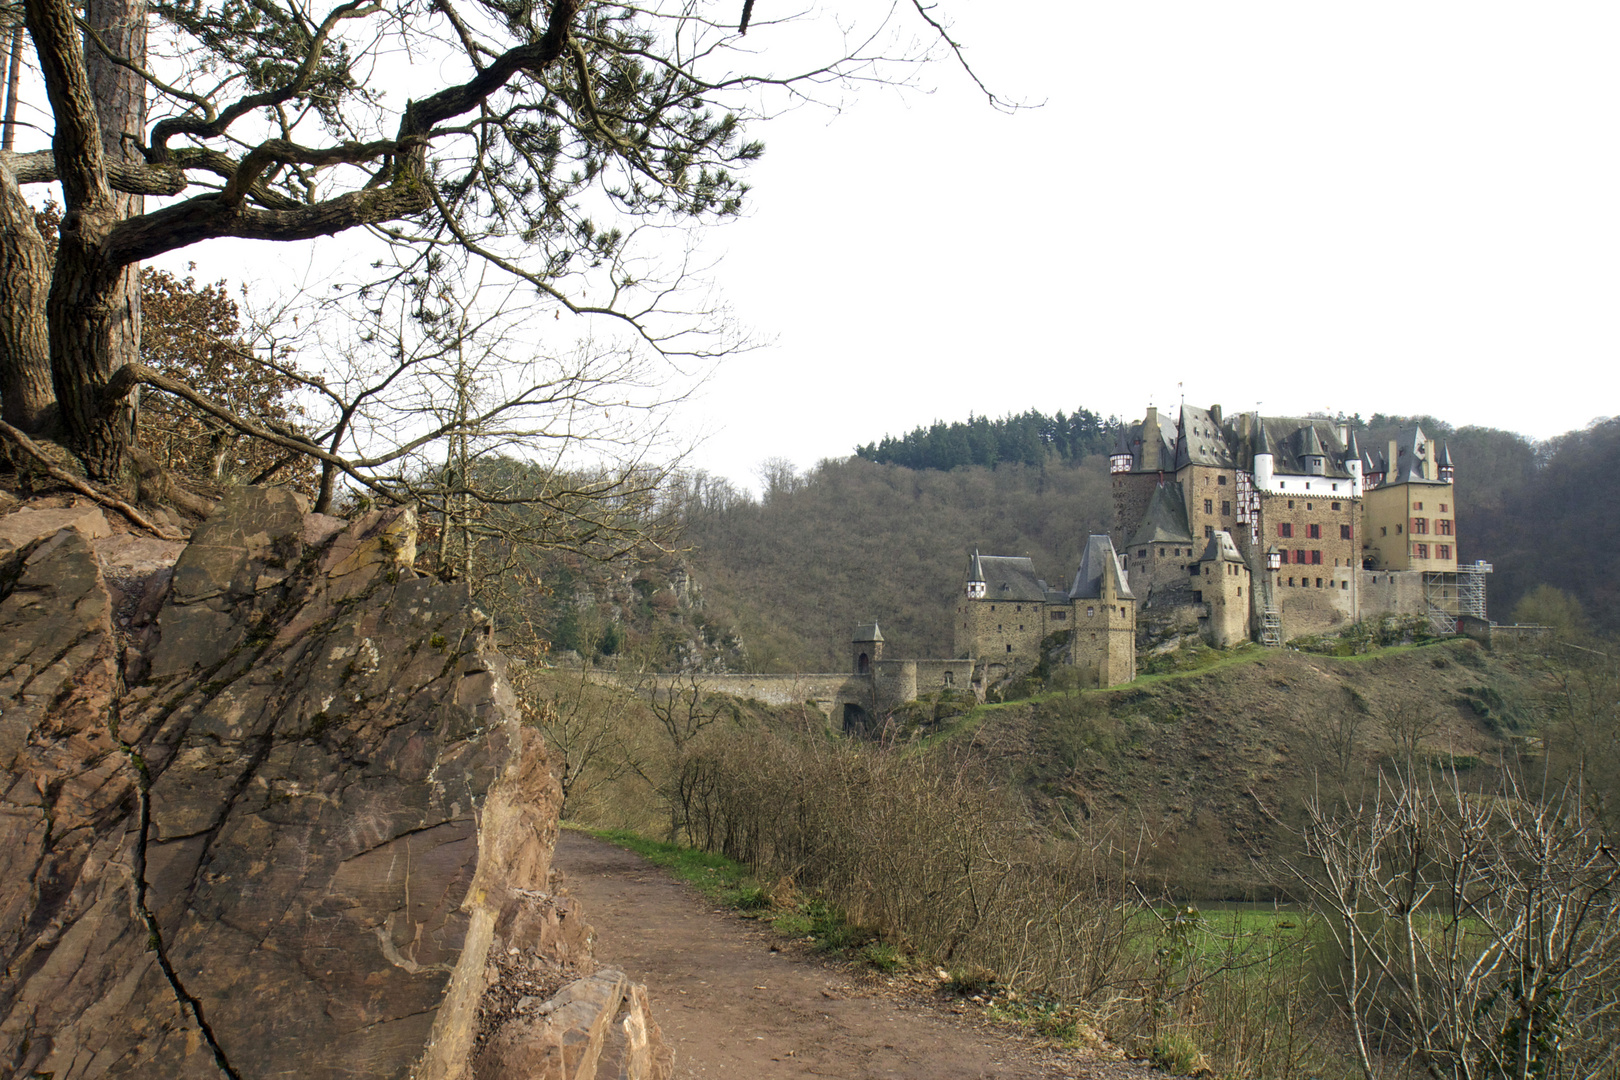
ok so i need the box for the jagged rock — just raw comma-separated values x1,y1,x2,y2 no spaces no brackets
0,489,669,1080
0,501,110,559
474,969,673,1080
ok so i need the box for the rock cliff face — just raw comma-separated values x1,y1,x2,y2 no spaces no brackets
0,488,669,1080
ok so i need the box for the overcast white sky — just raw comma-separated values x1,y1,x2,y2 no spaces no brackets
109,2,1620,490
678,1,1620,487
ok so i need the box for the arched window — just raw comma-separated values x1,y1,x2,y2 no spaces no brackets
857,652,870,674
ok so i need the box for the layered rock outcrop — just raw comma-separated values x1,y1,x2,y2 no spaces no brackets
0,488,669,1080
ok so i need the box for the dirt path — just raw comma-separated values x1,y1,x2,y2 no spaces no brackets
552,830,1157,1079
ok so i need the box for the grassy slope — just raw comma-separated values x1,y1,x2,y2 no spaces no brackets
931,637,1544,898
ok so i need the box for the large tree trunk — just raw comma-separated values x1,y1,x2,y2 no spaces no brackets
76,0,146,477
24,0,145,480
0,161,54,433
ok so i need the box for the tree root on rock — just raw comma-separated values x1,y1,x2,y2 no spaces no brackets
0,418,192,539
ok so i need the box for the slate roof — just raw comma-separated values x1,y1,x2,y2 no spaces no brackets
852,623,883,643
1199,530,1246,565
1069,535,1135,601
1122,410,1179,471
971,555,1050,602
1253,417,1354,478
1388,425,1449,485
1128,483,1194,547
1174,405,1235,469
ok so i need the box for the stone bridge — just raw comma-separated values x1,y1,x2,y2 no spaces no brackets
585,657,977,733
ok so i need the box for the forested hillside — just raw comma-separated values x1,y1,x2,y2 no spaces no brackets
853,408,1120,471
665,413,1619,672
678,457,1112,670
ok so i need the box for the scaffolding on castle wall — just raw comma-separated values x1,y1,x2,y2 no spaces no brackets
1422,561,1493,636
1457,560,1492,622
1260,576,1282,646
1423,572,1458,637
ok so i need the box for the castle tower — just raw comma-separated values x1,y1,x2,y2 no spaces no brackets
1067,535,1137,688
1197,531,1252,647
1438,442,1454,483
852,623,884,674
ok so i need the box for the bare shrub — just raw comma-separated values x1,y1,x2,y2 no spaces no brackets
682,731,1135,1003
1295,765,1620,1080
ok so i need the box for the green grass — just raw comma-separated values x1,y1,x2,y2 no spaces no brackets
570,826,762,907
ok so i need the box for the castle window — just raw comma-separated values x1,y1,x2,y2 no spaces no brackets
1007,644,1013,653
1414,543,1429,559
1341,524,1353,539
1288,576,1295,586
1277,546,1287,563
1414,502,1424,511
1087,606,1095,617
1280,482,1286,489
1316,578,1323,588
1396,524,1402,533
1121,606,1126,616
1218,475,1228,485
944,671,954,687
1341,581,1348,590
1287,500,1295,509
1138,549,1147,559
1332,501,1340,511
1440,503,1449,513
1205,525,1214,538
1333,483,1339,491
1381,527,1387,537
1193,591,1203,603
1437,519,1453,535
1436,544,1452,559
1016,605,1022,612
1309,523,1321,539
1411,518,1428,534
1191,564,1201,576
1237,586,1242,596
1278,523,1293,538
1307,503,1312,510
1222,501,1231,516
1053,610,1066,620
1311,550,1322,565
1204,499,1213,514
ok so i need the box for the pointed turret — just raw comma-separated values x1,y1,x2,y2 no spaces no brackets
1438,442,1455,483
1343,428,1364,493
1252,414,1275,489
852,623,884,674
965,549,986,599
1110,425,1134,475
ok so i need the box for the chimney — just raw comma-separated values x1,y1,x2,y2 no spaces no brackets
1427,438,1438,480
1210,404,1222,428
1142,407,1160,472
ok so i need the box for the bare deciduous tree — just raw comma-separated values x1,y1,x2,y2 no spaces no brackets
0,0,985,507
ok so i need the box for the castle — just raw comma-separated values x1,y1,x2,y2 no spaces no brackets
947,405,1487,690
604,407,1483,728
